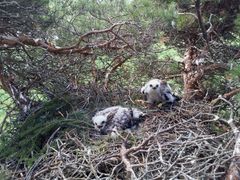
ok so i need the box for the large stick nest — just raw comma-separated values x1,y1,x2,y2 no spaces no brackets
11,101,234,179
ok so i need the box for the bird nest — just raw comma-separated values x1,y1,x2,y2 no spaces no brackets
12,101,234,179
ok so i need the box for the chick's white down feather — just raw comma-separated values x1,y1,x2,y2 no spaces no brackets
141,79,177,104
92,106,145,136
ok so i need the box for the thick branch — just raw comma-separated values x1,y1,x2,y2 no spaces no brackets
78,22,126,42
0,35,92,54
0,22,134,55
182,45,228,100
211,88,240,106
223,88,240,100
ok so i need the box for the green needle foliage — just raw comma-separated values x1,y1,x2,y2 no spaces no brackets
0,0,240,176
0,97,92,166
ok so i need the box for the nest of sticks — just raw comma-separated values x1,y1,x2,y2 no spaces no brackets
11,100,235,179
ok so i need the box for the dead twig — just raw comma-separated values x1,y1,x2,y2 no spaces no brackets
216,95,240,180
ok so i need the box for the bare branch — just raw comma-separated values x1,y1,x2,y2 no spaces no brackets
216,95,240,180
195,0,211,54
0,22,136,55
104,55,132,90
223,88,240,100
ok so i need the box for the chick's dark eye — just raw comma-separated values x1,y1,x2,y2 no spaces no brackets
101,121,106,125
150,84,152,87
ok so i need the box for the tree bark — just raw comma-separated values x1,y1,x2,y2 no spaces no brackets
182,46,228,101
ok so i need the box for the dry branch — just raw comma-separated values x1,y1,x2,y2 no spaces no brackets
78,22,126,42
0,22,136,55
6,101,234,179
211,88,240,106
120,142,137,179
195,0,211,53
215,96,240,180
0,34,93,54
223,88,240,100
104,55,132,90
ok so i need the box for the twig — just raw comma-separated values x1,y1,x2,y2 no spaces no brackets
9,102,234,179
26,127,61,180
120,142,137,179
216,95,240,180
178,12,198,19
104,55,132,90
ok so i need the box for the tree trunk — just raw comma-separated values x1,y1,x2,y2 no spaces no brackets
182,46,228,101
182,47,204,101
